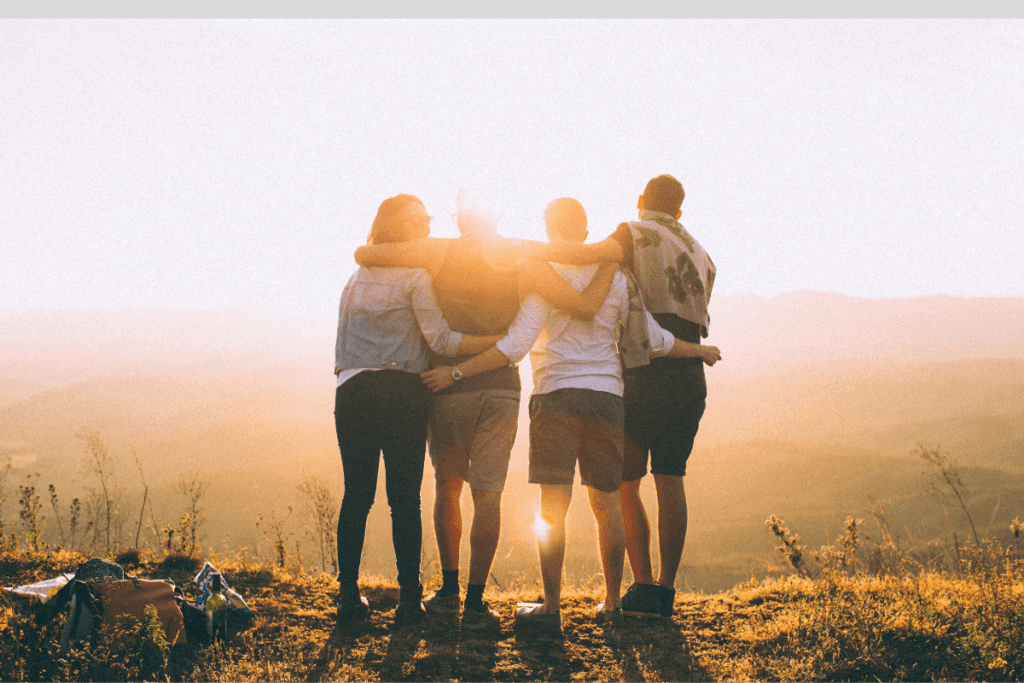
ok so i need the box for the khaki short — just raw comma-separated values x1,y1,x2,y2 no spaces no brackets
428,388,520,492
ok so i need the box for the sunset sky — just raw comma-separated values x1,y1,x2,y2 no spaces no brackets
2,19,1022,321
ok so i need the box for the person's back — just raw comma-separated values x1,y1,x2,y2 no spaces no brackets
335,266,455,377
430,236,522,397
416,188,524,630
619,212,714,339
432,238,520,336
529,263,627,396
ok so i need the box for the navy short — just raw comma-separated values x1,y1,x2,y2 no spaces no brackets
622,358,707,480
528,388,625,493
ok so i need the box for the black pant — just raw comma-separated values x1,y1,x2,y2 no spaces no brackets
334,370,430,589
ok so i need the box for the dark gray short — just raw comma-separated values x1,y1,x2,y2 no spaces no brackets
623,359,707,480
528,388,625,493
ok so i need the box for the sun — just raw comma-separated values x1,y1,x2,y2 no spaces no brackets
437,185,549,242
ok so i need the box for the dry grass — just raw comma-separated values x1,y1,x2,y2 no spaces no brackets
2,546,1023,681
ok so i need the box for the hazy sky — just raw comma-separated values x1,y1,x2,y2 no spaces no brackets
2,19,1022,320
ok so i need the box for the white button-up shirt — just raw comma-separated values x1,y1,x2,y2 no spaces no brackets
495,265,675,397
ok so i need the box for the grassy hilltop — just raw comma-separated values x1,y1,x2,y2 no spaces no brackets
2,298,1023,679
2,528,1023,682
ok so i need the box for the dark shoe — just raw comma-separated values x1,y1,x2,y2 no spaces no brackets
461,600,501,631
394,584,426,626
514,602,561,630
659,585,676,618
595,601,624,625
620,583,662,618
336,583,370,624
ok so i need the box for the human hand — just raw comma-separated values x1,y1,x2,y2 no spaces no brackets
421,366,455,393
699,346,722,366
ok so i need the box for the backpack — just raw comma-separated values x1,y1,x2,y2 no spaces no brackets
42,558,187,652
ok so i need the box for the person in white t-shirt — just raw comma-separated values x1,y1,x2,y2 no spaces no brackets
421,198,720,628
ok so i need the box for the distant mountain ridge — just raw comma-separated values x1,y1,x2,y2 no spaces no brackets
709,291,1024,374
0,306,335,388
3,293,1022,389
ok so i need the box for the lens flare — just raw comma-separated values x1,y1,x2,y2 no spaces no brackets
532,511,551,543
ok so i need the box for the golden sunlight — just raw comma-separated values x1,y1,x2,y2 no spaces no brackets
532,511,552,543
450,185,548,242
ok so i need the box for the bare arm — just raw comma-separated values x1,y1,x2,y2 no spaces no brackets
667,341,721,366
518,259,618,320
521,235,623,265
421,294,548,393
354,237,448,276
421,346,513,393
641,304,721,367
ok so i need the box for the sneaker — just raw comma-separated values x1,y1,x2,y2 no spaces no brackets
461,600,501,631
595,602,624,625
423,591,461,616
514,602,561,630
620,583,663,618
659,586,676,618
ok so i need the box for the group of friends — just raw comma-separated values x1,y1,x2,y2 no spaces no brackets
332,174,720,630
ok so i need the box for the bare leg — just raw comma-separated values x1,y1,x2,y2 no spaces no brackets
535,484,572,614
587,486,626,609
619,478,654,585
434,477,464,572
467,488,503,586
653,473,687,588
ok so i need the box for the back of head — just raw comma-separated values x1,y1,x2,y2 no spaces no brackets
544,197,588,242
642,174,685,215
368,194,426,245
455,187,502,237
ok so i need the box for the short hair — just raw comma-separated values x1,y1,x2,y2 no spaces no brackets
544,197,587,241
642,175,685,215
368,194,426,245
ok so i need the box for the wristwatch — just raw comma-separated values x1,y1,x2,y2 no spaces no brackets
451,365,463,381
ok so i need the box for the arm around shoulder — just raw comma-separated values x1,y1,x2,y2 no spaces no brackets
521,235,623,265
519,259,618,320
354,237,446,273
421,294,546,393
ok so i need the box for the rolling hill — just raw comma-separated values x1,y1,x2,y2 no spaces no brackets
1,292,1022,592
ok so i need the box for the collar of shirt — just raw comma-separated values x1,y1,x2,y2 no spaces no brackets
639,209,677,222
